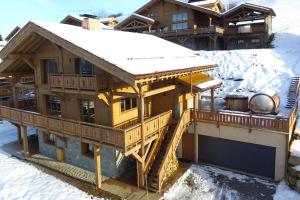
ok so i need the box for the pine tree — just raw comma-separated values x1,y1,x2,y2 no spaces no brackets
0,34,3,41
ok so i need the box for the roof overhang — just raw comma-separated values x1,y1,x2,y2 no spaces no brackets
136,0,221,17
115,13,155,30
61,15,83,24
223,3,276,18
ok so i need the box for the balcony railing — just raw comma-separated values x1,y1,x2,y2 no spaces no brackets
48,74,108,91
0,105,173,154
225,24,266,35
191,107,297,133
20,75,35,84
152,25,224,38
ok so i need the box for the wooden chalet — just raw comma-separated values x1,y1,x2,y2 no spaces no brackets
0,17,295,194
115,0,276,50
0,20,219,192
223,3,276,49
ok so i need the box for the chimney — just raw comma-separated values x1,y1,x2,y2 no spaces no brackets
82,18,101,30
80,14,101,31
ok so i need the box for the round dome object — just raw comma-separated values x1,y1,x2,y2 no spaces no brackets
249,89,280,114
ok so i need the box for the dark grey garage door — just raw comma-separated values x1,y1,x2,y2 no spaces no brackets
198,135,276,179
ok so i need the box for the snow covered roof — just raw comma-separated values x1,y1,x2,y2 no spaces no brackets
189,0,219,7
115,13,155,30
197,79,222,91
61,15,114,30
222,3,276,17
0,21,216,85
135,0,221,17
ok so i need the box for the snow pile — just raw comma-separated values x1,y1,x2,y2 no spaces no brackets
0,122,101,200
162,165,241,200
290,140,300,158
273,181,300,200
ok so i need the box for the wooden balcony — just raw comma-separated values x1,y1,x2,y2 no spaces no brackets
192,106,297,133
0,105,173,155
152,25,224,38
48,74,108,92
225,24,266,36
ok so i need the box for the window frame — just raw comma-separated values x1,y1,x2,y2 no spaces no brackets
81,142,94,158
121,97,137,113
75,58,94,76
80,99,95,123
46,95,61,116
43,132,56,146
172,12,188,31
42,58,58,84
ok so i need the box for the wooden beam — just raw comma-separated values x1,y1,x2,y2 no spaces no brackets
112,91,138,98
17,125,22,144
138,85,145,187
22,126,30,158
211,88,215,111
94,145,102,189
22,57,36,70
8,53,34,59
144,85,176,98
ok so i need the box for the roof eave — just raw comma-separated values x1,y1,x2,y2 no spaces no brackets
134,64,217,85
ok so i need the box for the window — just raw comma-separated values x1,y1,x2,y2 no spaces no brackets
238,25,252,33
172,22,188,31
161,26,169,32
237,40,245,44
75,58,93,75
47,95,61,116
43,132,56,145
121,97,137,112
81,142,94,157
80,99,95,123
172,12,188,22
172,12,188,31
251,38,261,44
43,59,58,83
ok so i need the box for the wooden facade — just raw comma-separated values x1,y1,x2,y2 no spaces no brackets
115,0,276,50
0,21,218,192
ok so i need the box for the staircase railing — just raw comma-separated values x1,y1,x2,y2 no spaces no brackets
156,109,191,192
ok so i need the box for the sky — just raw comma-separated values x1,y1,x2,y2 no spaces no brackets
0,0,149,38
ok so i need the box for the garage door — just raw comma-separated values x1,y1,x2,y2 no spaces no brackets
198,135,276,179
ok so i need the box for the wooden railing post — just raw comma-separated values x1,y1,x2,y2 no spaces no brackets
94,144,102,189
22,125,30,158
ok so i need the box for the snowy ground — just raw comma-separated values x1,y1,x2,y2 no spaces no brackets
0,121,100,200
198,0,300,114
162,164,300,200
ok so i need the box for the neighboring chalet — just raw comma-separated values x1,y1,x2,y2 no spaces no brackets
115,0,276,50
0,17,297,194
61,14,120,29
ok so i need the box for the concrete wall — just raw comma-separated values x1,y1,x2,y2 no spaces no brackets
187,122,289,181
38,131,131,178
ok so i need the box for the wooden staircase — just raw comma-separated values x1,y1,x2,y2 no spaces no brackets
146,110,191,192
286,77,300,109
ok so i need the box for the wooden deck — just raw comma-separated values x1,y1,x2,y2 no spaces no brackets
0,105,172,155
192,107,297,133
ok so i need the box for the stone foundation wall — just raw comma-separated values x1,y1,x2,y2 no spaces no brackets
287,155,300,192
37,130,132,178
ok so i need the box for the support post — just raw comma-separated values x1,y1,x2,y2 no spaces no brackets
193,93,198,163
22,126,29,158
17,125,22,144
211,88,215,112
94,145,102,189
137,85,145,187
